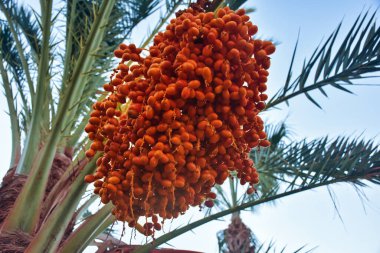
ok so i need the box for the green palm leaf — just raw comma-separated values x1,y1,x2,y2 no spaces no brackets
267,11,380,110
0,19,32,123
10,3,41,61
0,0,35,103
260,136,380,189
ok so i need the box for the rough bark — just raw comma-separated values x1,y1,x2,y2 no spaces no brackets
223,214,255,253
0,168,27,226
0,151,73,252
0,231,33,253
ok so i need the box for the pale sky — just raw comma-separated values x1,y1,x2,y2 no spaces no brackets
1,0,380,252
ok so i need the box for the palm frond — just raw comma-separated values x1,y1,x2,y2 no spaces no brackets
267,11,380,110
2,0,54,232
264,122,292,149
259,136,380,190
75,194,99,222
255,241,316,253
24,155,99,252
3,0,122,240
0,20,23,75
225,0,249,10
231,134,380,213
0,52,21,168
11,3,41,61
59,204,114,253
0,19,31,123
0,0,35,103
67,76,103,135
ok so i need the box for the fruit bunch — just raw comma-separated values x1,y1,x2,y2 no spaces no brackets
84,2,274,236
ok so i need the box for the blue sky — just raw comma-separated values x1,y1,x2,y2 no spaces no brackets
1,0,380,252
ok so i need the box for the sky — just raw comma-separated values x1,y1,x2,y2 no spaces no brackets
1,0,380,252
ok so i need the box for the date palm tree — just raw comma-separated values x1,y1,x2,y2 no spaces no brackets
0,0,379,253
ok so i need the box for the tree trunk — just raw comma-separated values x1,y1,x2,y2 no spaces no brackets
0,151,73,252
222,213,255,253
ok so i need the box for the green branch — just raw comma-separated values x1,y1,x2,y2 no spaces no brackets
67,116,89,148
0,53,21,168
75,194,99,222
1,0,117,235
13,0,54,175
58,205,114,253
61,0,77,95
1,0,53,232
56,0,116,149
42,146,89,217
25,156,98,253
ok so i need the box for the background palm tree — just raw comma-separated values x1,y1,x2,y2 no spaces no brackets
0,0,379,253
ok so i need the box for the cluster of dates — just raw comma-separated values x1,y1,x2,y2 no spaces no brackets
84,4,274,235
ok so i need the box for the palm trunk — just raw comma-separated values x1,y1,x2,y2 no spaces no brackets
0,230,32,253
222,213,256,253
0,168,27,225
0,151,73,252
